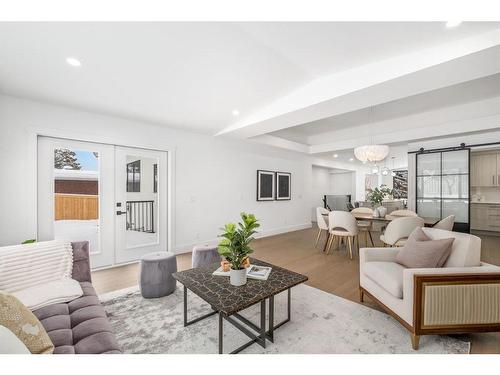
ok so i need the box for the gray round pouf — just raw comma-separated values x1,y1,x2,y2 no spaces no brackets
139,252,177,298
191,244,221,268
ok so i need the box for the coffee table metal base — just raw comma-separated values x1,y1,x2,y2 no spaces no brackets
183,286,292,354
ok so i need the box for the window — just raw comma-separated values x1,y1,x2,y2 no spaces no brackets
127,160,141,192
153,163,158,193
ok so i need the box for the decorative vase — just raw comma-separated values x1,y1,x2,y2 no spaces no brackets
372,206,380,218
378,206,387,218
230,268,247,286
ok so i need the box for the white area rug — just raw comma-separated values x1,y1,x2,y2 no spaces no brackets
100,284,470,354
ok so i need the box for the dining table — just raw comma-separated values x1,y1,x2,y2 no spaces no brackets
319,212,440,251
350,213,440,227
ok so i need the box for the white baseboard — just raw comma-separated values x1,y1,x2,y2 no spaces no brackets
173,222,312,255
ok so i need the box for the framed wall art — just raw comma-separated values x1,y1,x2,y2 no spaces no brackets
276,172,291,200
256,170,275,201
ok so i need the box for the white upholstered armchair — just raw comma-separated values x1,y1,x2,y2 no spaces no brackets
359,227,500,349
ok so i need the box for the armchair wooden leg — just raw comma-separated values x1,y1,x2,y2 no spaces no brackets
327,235,335,254
411,334,420,350
348,237,353,260
315,228,322,247
359,288,364,303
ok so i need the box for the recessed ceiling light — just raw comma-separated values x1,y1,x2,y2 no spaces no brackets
66,57,82,67
349,158,354,162
446,21,462,28
232,109,240,116
333,154,338,158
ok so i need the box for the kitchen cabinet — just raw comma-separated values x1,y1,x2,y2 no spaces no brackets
471,203,500,231
471,153,499,187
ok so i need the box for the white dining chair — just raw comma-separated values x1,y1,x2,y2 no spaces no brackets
327,211,359,259
315,207,330,247
433,215,455,231
351,207,375,247
390,209,418,217
380,216,425,247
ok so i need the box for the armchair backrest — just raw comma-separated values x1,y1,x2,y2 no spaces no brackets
351,207,373,215
384,216,424,245
390,209,418,217
328,211,359,235
316,207,329,230
422,228,481,267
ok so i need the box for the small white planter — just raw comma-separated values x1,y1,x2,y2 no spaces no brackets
230,268,247,286
377,206,387,218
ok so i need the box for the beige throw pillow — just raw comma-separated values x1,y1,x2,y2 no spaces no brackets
396,227,454,268
0,292,54,354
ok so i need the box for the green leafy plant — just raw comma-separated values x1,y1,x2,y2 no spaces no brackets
218,212,260,270
21,239,36,244
367,186,394,206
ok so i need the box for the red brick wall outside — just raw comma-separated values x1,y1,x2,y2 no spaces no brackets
55,180,98,195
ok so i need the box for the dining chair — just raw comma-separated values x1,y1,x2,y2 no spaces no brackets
380,216,425,247
327,211,359,259
433,215,455,231
390,209,418,217
351,207,375,247
315,207,330,247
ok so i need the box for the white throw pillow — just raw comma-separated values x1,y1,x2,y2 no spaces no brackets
0,325,31,354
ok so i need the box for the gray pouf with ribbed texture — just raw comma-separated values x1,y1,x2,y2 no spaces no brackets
139,252,177,298
191,245,221,268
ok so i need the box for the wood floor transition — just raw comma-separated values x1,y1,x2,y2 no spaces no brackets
92,225,500,354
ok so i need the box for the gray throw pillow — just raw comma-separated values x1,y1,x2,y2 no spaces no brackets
396,227,454,268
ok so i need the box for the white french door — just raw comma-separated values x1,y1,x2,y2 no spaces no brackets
37,136,168,269
114,146,168,264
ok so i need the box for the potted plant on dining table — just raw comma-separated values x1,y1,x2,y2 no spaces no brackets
218,212,260,286
367,186,394,218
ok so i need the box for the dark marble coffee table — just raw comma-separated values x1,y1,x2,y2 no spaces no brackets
172,258,308,354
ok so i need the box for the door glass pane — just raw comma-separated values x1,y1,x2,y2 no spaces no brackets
417,199,441,219
442,175,469,199
442,200,469,223
53,148,100,253
442,150,469,175
417,153,441,176
417,176,441,198
125,155,159,248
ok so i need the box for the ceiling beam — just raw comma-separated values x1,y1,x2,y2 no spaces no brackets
217,29,500,139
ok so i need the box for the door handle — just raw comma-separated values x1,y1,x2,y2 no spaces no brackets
116,211,127,215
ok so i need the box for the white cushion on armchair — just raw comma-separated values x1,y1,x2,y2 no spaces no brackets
363,262,405,298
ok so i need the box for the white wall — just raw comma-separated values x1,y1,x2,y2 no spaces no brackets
0,95,314,252
311,166,331,220
330,172,355,196
310,167,356,220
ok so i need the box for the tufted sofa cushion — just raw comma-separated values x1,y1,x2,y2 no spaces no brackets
33,282,121,354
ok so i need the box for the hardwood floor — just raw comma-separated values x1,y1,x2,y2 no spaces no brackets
92,226,500,354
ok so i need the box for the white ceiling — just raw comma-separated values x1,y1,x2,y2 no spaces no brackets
1,22,500,135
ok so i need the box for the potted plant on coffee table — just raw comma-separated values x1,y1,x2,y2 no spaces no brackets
218,212,260,286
